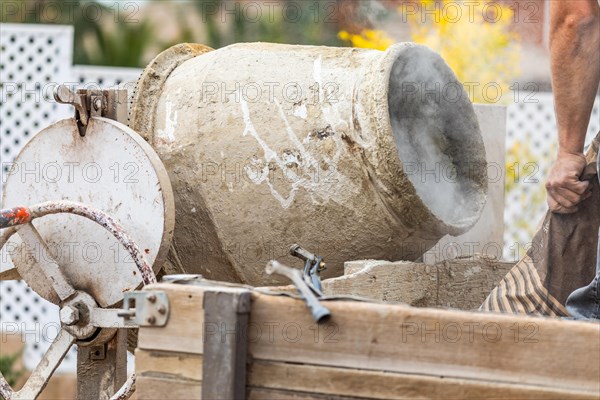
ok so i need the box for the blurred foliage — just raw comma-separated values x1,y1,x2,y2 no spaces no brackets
0,351,25,387
339,0,521,104
1,0,156,67
185,0,345,48
1,0,348,67
84,17,154,67
405,0,520,104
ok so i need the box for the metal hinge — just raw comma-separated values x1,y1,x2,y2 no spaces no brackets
54,84,128,136
118,291,170,327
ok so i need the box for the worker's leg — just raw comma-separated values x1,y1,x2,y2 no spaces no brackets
565,231,600,320
565,151,600,320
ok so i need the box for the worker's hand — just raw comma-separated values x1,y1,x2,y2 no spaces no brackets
546,151,591,213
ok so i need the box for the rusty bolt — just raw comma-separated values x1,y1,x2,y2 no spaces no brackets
157,305,166,315
146,316,156,325
60,306,79,326
146,293,157,303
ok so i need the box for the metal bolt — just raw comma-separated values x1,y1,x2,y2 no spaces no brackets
90,345,106,360
93,97,102,111
146,293,157,303
157,305,166,315
146,316,156,325
60,306,79,326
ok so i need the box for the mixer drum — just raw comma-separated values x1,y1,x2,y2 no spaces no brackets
131,42,488,285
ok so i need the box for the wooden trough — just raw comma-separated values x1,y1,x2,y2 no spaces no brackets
133,256,600,399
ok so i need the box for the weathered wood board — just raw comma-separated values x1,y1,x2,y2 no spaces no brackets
136,281,600,399
247,361,594,400
266,255,514,310
326,256,514,309
135,350,202,400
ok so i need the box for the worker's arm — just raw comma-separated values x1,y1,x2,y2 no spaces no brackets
546,0,600,213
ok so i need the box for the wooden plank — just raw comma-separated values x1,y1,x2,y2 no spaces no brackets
201,290,251,400
435,257,514,309
326,256,514,309
248,360,598,400
246,292,600,394
323,260,438,306
248,388,354,400
77,329,127,400
137,283,600,395
248,386,595,400
135,376,201,400
135,349,202,381
137,284,205,353
267,256,513,310
0,267,21,280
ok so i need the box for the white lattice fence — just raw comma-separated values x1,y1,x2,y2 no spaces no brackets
0,23,141,372
504,94,600,261
0,24,73,196
1,23,75,372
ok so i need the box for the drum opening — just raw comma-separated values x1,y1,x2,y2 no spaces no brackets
387,45,487,230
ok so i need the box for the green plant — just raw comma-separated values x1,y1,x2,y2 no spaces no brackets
83,18,154,67
189,0,345,48
0,351,25,387
1,0,156,67
2,1,352,66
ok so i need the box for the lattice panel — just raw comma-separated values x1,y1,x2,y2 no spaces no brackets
1,24,143,373
72,64,141,93
0,24,73,196
0,23,76,372
503,94,600,261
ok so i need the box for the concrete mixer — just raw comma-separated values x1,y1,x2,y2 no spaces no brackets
0,41,487,399
130,41,487,285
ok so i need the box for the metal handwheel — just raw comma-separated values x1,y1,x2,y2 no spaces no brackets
0,109,175,399
0,202,156,400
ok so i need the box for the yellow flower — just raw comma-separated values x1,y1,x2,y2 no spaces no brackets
401,0,521,104
338,29,394,51
340,0,521,104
